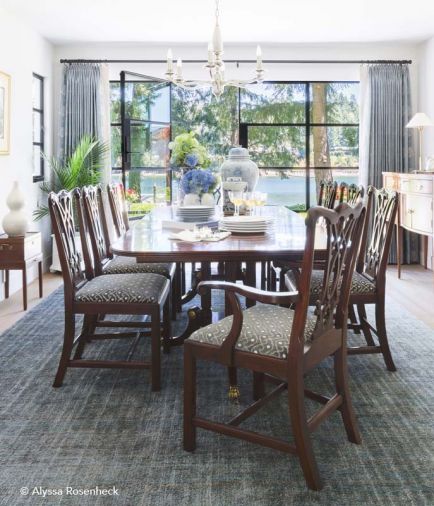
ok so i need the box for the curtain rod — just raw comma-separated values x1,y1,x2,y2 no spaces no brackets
59,58,412,65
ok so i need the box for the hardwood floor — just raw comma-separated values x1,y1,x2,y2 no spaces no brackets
386,265,434,328
0,264,432,335
0,272,63,333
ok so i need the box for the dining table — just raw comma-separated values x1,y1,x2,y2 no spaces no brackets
111,205,328,346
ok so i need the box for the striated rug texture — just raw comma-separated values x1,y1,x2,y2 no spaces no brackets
0,286,433,505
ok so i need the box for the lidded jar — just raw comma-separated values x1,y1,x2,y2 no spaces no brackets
220,147,259,191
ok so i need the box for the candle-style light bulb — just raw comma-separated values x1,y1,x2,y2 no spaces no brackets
256,45,263,70
166,48,173,74
176,58,183,80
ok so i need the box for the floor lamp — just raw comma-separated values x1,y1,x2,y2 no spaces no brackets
406,112,434,171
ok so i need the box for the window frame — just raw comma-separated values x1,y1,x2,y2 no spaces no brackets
32,73,45,183
110,79,359,210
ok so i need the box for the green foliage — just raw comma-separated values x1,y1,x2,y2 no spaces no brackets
128,202,154,216
169,132,211,169
33,136,109,221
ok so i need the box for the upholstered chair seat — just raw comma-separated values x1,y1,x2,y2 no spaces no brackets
308,270,376,296
103,256,174,277
189,304,317,360
75,273,168,304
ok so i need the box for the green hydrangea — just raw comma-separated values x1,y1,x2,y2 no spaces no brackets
169,132,211,169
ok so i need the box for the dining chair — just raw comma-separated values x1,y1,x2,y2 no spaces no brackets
318,180,338,208
183,201,366,491
49,189,171,391
106,183,179,320
339,182,365,205
289,186,398,371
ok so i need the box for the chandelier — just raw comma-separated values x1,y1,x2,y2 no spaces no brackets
164,0,265,97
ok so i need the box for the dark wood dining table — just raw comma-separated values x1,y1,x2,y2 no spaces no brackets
111,205,327,345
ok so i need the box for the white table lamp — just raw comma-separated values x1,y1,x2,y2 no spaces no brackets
406,112,434,171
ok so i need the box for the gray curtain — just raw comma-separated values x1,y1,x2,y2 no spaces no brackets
362,64,419,263
59,63,102,160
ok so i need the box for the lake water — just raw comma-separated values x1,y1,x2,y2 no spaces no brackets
138,173,359,208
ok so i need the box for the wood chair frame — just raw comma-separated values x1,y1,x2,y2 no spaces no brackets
318,180,338,209
345,186,399,371
106,183,179,321
49,189,170,391
183,201,366,491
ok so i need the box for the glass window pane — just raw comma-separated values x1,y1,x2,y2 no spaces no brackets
33,145,42,177
248,126,306,167
240,83,306,124
129,123,170,168
32,76,42,109
310,126,358,167
111,126,122,168
309,168,359,206
33,111,42,143
171,86,239,166
125,82,170,123
255,169,307,210
125,169,168,207
310,83,359,124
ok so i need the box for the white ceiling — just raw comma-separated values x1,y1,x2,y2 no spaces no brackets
2,0,434,45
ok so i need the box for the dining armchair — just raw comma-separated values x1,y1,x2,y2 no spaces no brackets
183,201,366,491
49,190,171,391
288,186,398,371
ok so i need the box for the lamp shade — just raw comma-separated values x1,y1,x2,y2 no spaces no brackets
406,112,434,128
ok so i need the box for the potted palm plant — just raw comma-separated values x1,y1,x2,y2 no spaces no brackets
33,135,109,271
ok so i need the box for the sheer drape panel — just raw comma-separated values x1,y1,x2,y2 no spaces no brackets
359,63,419,264
59,63,102,160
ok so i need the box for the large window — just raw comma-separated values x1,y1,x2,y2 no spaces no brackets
32,73,44,182
110,80,359,209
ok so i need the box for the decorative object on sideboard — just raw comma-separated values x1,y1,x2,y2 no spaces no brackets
2,181,28,236
0,70,11,155
220,147,259,215
163,0,265,97
406,112,434,171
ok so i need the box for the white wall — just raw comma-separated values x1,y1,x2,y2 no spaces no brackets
0,7,53,298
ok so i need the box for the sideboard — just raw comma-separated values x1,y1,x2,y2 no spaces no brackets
383,171,433,277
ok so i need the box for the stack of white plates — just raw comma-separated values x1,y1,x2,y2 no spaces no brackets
219,215,274,234
176,206,215,222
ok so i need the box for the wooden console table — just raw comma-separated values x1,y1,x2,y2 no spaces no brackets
383,171,433,278
0,232,43,310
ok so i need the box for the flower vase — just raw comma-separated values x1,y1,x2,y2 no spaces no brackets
2,181,29,236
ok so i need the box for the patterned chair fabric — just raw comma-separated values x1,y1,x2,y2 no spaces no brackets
75,273,168,304
189,304,317,360
307,269,376,295
103,256,173,277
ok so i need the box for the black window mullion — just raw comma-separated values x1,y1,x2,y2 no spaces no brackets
32,73,44,183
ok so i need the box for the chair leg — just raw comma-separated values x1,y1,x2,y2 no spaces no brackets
253,371,265,401
151,309,161,391
287,373,322,491
4,270,9,299
375,299,396,372
356,303,375,347
183,346,197,452
334,346,362,444
348,304,360,334
53,313,75,388
162,296,171,354
73,314,96,360
170,277,177,321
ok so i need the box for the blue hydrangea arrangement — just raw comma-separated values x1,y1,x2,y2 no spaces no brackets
180,169,218,196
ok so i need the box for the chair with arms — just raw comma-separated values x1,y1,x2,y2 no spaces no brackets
49,190,171,391
290,186,398,371
183,201,366,491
